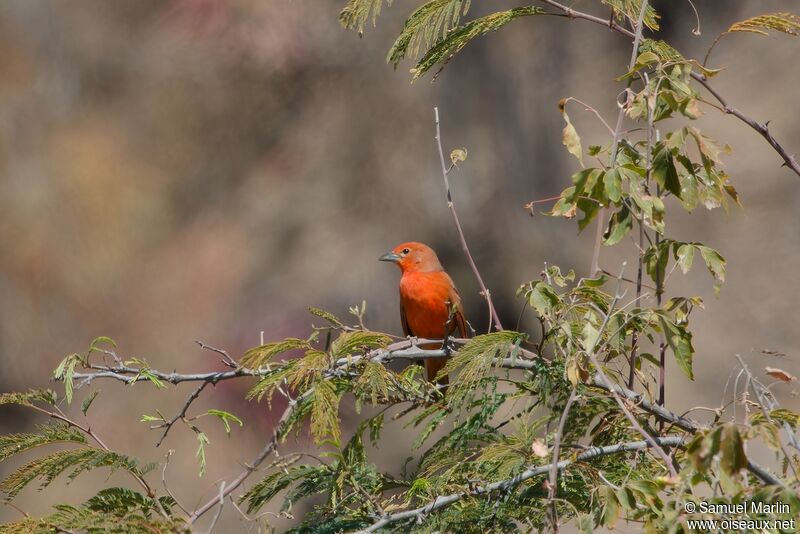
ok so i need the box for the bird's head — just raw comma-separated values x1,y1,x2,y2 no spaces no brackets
379,242,444,273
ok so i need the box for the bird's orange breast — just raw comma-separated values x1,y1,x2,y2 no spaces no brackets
399,271,455,339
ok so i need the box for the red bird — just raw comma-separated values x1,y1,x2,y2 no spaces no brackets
379,242,468,386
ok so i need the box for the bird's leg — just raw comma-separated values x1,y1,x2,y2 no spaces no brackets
443,302,459,357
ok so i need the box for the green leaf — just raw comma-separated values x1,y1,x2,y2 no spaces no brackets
528,282,560,317
311,380,341,446
658,315,694,380
696,245,726,286
241,337,312,369
719,423,747,476
308,307,343,327
1,448,145,498
54,354,82,405
0,389,58,408
331,331,390,358
412,7,546,79
81,391,100,415
339,0,390,34
603,206,633,246
0,424,87,463
196,432,210,477
89,336,117,353
674,243,695,274
603,168,622,203
206,410,244,436
388,0,472,65
727,12,800,37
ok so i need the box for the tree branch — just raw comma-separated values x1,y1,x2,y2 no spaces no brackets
354,436,686,533
434,107,503,331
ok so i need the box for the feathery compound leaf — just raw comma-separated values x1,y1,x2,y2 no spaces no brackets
240,337,312,369
442,331,527,400
638,38,683,63
388,0,471,65
601,0,659,30
727,12,800,36
311,380,341,446
1,448,144,499
53,354,83,404
308,307,344,327
412,7,546,80
0,489,188,533
0,389,57,407
0,424,87,462
339,0,392,35
330,330,390,358
355,361,392,405
243,464,329,514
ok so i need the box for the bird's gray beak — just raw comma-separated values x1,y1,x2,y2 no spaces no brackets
379,251,401,263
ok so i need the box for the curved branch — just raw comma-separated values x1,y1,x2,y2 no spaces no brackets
434,107,504,331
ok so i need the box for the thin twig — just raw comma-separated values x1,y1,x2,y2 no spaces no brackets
196,340,237,369
154,381,210,447
205,481,226,534
546,387,578,532
434,107,503,331
589,0,649,277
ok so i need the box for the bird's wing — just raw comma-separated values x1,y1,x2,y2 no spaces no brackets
400,299,413,337
445,273,469,339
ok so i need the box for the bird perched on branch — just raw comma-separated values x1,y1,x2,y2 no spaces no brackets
379,242,469,387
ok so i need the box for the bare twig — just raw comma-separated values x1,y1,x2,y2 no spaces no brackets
354,436,685,533
434,107,503,331
205,482,226,534
154,381,210,447
588,0,649,277
196,340,237,369
546,387,578,532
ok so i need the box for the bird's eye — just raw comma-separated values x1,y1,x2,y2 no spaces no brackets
402,248,411,255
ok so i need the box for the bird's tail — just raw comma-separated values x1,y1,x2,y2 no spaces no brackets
425,357,450,391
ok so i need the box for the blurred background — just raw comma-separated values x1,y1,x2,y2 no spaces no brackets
0,0,798,530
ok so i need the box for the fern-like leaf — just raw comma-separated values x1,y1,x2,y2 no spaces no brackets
727,12,800,36
0,390,57,408
339,0,392,35
240,337,312,369
354,361,392,405
0,423,87,462
2,448,144,499
412,7,546,80
242,464,329,514
311,380,341,446
601,0,660,31
441,331,527,401
330,330,390,358
388,0,471,65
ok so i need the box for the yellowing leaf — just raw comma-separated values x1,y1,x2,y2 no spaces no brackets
561,110,584,167
450,147,468,166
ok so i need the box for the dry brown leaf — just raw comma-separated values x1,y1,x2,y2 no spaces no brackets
765,366,796,383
